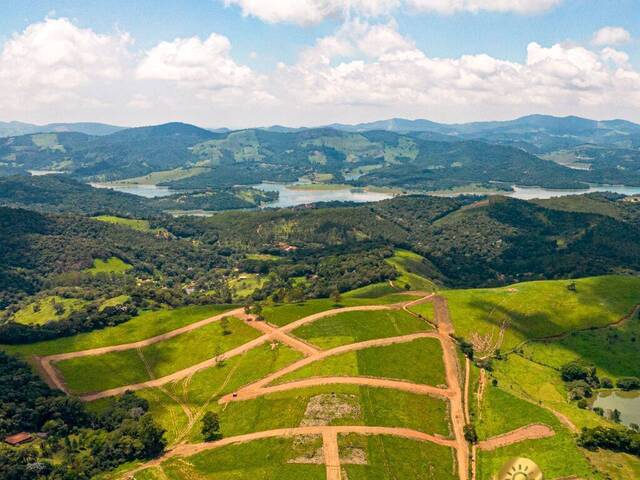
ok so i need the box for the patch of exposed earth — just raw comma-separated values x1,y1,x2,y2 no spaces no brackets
299,393,361,427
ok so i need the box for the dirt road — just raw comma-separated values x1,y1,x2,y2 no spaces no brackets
478,424,555,451
432,295,469,480
219,331,441,402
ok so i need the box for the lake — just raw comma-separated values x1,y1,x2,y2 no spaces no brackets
89,183,176,198
86,180,640,206
592,390,640,427
254,182,394,207
506,185,640,200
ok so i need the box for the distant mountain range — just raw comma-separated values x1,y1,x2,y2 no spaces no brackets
0,121,125,137
1,115,640,193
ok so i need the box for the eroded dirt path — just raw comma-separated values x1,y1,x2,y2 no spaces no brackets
432,295,469,480
323,430,341,480
477,424,555,451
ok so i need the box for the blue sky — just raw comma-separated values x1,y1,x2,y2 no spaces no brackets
0,1,639,127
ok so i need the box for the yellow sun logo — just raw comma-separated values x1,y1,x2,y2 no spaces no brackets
495,457,543,480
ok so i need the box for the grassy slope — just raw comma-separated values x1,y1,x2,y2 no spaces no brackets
444,275,640,350
290,309,431,350
476,384,596,480
2,304,236,357
521,312,640,382
143,437,325,480
216,384,451,439
57,316,259,394
136,343,304,445
262,293,419,327
275,338,446,388
13,295,87,325
386,249,438,292
340,434,457,480
86,256,133,274
93,215,153,232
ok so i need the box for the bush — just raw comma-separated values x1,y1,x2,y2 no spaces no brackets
600,377,613,389
617,377,640,391
463,424,478,443
202,411,221,441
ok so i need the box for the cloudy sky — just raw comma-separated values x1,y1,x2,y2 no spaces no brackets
0,0,639,128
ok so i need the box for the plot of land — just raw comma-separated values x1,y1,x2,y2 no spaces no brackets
139,437,326,480
56,316,259,394
290,309,431,349
444,275,640,349
339,433,457,480
276,338,446,388
386,249,438,292
3,304,236,358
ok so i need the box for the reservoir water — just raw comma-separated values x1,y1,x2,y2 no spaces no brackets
86,180,640,206
592,390,640,428
89,183,176,198
253,183,394,207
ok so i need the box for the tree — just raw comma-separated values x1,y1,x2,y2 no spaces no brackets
330,288,341,304
137,414,166,457
463,424,478,443
617,377,640,391
201,412,221,441
220,316,230,335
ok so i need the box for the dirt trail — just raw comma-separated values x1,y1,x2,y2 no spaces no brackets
464,357,471,424
432,295,469,480
219,331,441,402
249,320,319,356
280,304,400,333
478,424,555,451
224,376,452,402
323,430,341,480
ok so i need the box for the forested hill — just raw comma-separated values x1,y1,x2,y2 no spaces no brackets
3,193,639,311
3,120,640,190
0,175,277,216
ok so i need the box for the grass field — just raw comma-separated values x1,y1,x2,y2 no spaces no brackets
57,316,259,394
98,294,131,311
386,249,438,292
407,301,435,322
475,384,596,480
229,274,266,299
339,434,457,480
491,354,610,430
13,295,87,325
443,275,640,350
93,215,154,232
215,384,451,439
2,304,236,358
262,293,419,327
136,437,326,480
135,342,304,445
519,311,640,382
86,256,133,274
275,338,446,388
290,309,431,349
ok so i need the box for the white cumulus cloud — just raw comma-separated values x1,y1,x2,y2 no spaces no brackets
223,0,561,24
592,26,632,46
0,17,131,109
406,0,562,14
275,20,640,118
